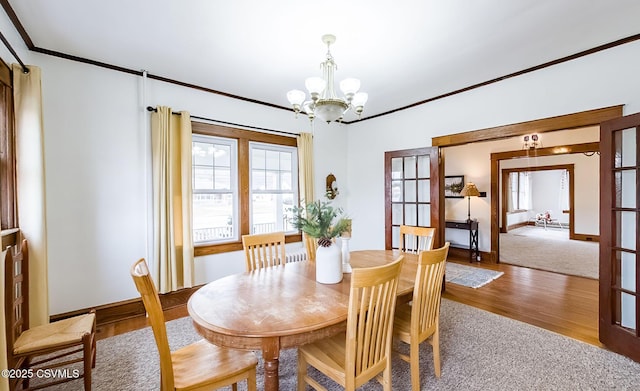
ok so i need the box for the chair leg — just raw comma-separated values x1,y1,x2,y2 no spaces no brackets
432,327,441,378
410,341,421,391
247,367,257,391
83,334,93,390
297,351,307,391
383,360,392,391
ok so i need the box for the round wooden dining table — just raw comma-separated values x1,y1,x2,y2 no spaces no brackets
187,249,418,391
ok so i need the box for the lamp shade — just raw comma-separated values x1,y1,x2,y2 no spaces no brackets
460,182,480,197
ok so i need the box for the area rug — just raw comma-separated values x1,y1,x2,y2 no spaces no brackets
38,299,640,390
500,226,598,279
445,262,504,288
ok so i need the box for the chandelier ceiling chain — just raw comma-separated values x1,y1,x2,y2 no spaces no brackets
287,34,368,124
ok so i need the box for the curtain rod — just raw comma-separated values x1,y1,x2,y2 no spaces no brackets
145,106,299,137
0,30,28,73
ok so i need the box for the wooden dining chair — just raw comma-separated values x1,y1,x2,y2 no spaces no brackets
241,231,286,271
130,259,258,391
399,225,436,253
297,256,405,391
393,242,450,391
303,233,319,262
4,239,96,391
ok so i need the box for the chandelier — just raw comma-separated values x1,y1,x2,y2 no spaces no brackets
286,34,368,123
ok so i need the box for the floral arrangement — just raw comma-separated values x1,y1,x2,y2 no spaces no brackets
289,200,350,247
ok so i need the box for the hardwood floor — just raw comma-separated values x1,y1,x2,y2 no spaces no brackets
98,255,600,347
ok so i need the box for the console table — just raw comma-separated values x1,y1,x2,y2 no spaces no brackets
445,219,479,262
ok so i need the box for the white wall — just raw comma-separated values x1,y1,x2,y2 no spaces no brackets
346,40,640,253
531,170,568,224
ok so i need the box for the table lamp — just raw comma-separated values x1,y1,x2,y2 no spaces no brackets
460,182,480,222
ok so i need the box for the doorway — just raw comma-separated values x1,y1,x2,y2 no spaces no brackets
497,160,599,279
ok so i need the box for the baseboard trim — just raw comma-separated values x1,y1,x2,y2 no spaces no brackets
50,285,203,326
448,247,495,263
573,233,600,242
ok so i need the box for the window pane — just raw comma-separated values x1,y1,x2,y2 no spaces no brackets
405,204,417,225
192,194,235,242
616,211,636,251
392,204,403,225
265,170,279,190
404,156,416,179
391,158,403,179
252,148,265,169
252,170,266,190
418,204,431,226
417,155,430,178
391,226,400,248
280,152,292,171
214,168,231,190
194,167,214,190
214,144,231,167
193,142,213,166
418,179,430,202
615,170,636,209
266,150,280,170
404,180,416,202
391,181,403,202
281,172,292,191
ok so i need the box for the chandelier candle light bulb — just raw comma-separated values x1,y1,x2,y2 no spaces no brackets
287,34,368,123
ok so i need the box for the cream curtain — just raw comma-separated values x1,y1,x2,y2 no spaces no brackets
297,132,315,204
151,106,194,293
0,65,49,391
13,64,49,325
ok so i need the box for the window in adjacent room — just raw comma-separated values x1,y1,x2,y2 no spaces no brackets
508,171,530,212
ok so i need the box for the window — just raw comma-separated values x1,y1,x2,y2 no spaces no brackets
191,122,300,256
249,142,298,234
509,171,530,211
192,135,238,243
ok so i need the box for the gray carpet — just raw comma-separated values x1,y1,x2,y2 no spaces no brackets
39,299,640,390
500,226,598,279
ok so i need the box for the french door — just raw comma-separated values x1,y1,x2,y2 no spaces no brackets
600,113,640,362
384,147,441,249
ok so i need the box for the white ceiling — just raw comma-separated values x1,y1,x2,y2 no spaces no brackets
7,0,640,120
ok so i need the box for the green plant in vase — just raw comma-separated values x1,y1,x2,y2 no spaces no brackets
289,200,350,284
289,200,350,247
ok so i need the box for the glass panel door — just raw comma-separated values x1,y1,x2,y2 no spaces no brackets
385,147,439,250
600,113,640,362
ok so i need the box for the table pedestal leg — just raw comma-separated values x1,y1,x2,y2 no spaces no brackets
262,337,280,391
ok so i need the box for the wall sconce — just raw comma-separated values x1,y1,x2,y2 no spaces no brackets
326,173,339,199
523,134,540,149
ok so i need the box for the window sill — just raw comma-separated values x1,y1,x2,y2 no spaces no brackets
194,233,302,257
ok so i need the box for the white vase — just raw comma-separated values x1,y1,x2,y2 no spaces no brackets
315,243,343,284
